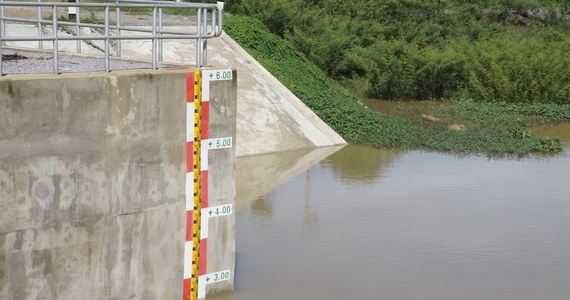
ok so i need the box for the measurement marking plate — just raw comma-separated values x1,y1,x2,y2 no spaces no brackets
204,70,233,81
203,137,233,150
204,204,233,218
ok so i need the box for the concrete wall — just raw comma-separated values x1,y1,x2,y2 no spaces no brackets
0,69,236,299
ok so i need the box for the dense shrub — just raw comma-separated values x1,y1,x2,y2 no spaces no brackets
224,15,563,154
460,34,570,103
226,0,570,103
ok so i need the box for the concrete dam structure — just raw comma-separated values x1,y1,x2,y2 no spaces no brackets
0,2,346,299
0,68,237,299
74,27,347,156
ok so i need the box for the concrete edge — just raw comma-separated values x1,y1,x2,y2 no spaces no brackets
0,64,195,81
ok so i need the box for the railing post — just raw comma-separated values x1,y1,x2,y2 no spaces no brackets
0,0,3,75
196,8,201,67
151,6,157,70
0,0,5,47
104,6,109,72
52,5,59,74
116,0,121,58
202,39,207,68
37,0,43,49
158,7,163,62
76,1,80,53
0,34,3,76
210,8,215,36
201,8,208,66
217,5,223,36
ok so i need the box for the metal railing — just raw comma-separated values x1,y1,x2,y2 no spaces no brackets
0,0,223,75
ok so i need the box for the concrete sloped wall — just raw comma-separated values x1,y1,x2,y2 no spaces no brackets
0,69,236,299
213,33,347,156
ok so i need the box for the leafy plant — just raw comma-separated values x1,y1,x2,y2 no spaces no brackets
224,15,563,155
226,0,570,103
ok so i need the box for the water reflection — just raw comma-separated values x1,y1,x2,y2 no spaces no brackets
250,195,273,221
321,145,402,184
214,145,570,300
235,146,344,211
533,122,570,141
363,98,450,118
302,169,319,237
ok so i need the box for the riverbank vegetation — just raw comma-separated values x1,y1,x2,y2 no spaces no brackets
225,0,569,104
222,1,569,154
224,16,567,155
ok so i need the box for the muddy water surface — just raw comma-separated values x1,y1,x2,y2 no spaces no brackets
215,144,570,300
362,98,449,118
533,123,570,141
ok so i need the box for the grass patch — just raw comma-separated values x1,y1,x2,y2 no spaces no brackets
224,15,563,155
56,11,102,24
437,99,566,152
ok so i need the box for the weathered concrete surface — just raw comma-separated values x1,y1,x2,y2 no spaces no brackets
0,69,236,299
3,23,346,156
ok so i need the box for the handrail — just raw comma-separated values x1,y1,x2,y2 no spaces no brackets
0,0,224,75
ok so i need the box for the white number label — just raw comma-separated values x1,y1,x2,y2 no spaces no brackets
206,70,233,81
207,137,233,150
205,204,232,218
205,270,231,284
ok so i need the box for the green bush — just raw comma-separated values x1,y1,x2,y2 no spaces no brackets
460,34,570,103
226,0,570,103
224,15,563,154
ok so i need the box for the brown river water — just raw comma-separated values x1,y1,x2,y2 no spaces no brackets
213,94,570,300
212,140,570,300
